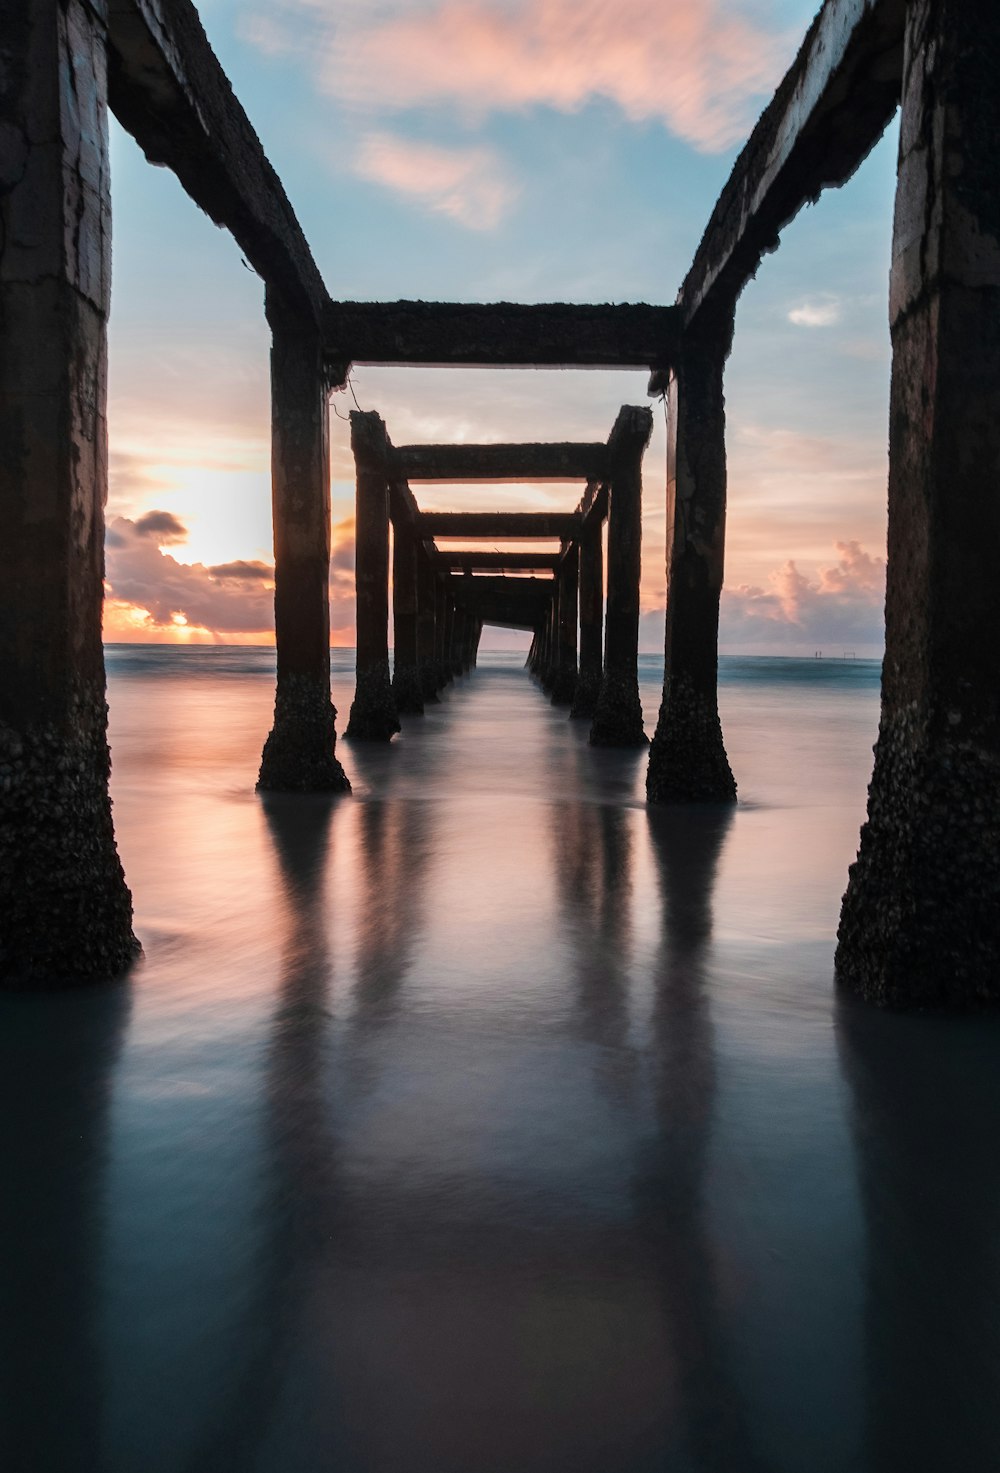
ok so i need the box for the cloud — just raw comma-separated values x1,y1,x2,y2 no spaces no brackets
104,513,361,643
105,515,276,636
353,133,519,229
133,510,189,545
788,298,842,328
721,540,886,649
247,0,791,153
206,559,275,581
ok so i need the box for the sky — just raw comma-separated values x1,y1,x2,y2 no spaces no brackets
103,0,900,655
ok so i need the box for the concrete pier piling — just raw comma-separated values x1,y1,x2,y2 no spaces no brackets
0,0,139,986
590,408,652,747
390,513,424,716
647,318,737,803
346,413,400,741
416,554,441,704
550,546,579,706
258,303,350,791
836,0,1000,1007
571,522,604,719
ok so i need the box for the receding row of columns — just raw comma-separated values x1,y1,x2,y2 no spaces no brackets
344,411,483,740
3,0,999,1007
525,406,652,748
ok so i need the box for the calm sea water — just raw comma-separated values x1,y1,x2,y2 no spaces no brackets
3,649,1000,1473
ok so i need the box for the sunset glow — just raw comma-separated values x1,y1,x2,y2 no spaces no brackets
105,0,896,655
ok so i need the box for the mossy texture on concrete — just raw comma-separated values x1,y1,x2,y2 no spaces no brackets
0,689,139,988
258,676,351,792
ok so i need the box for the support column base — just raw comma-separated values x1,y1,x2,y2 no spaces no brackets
836,713,1000,1009
258,677,351,792
590,673,647,747
419,664,441,704
550,670,577,706
0,697,140,989
570,671,601,720
346,669,401,742
392,668,425,716
646,677,736,802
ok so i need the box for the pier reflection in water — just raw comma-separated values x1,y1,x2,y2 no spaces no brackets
2,650,1000,1471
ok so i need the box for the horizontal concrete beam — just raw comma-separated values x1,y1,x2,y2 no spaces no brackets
676,0,905,341
438,552,562,572
106,0,328,322
393,442,608,483
324,301,680,383
448,575,555,600
419,512,581,540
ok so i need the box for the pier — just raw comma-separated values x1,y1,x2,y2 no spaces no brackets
1,0,998,1006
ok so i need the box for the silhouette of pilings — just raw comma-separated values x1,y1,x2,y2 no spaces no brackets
550,544,579,707
590,407,652,748
834,0,1000,1006
258,300,350,792
389,497,424,716
416,550,441,704
346,413,401,741
646,317,736,803
571,519,604,719
0,1,138,985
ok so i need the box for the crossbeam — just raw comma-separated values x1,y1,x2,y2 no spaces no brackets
671,0,905,357
106,0,328,323
419,513,581,540
393,443,608,483
324,301,679,384
438,552,561,572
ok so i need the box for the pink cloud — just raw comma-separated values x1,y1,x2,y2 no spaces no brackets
105,513,360,643
721,541,886,648
315,0,790,153
354,133,519,229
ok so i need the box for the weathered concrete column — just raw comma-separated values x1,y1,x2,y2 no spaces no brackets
470,619,483,667
258,301,350,792
346,413,400,740
0,0,139,986
571,522,604,718
837,0,1000,1008
416,552,440,703
590,407,652,746
647,318,737,801
390,509,424,715
540,591,559,692
434,579,451,690
451,599,468,677
550,545,579,706
445,597,460,678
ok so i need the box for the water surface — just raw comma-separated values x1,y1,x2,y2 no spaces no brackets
2,650,998,1473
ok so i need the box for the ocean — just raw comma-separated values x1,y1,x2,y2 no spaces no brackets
2,649,999,1472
